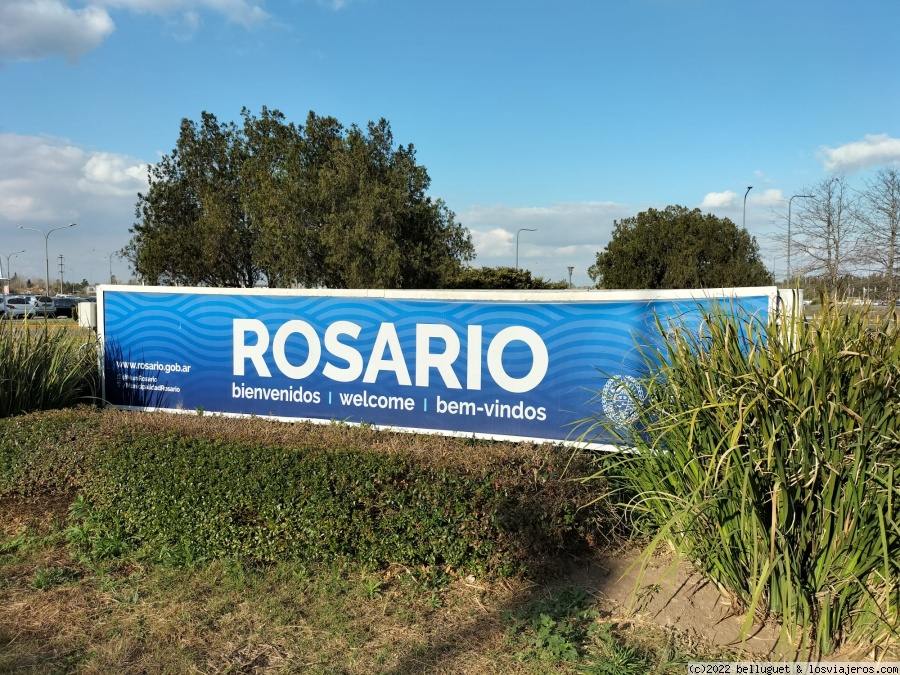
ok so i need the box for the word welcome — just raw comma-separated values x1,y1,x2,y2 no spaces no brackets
338,391,416,410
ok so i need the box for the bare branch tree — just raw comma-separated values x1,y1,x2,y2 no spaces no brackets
855,166,900,303
790,174,861,296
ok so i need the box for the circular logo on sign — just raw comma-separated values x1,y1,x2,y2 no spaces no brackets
601,375,646,425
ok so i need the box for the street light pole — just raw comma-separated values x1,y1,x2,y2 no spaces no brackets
567,266,574,289
4,250,24,287
2,250,24,309
787,194,814,280
515,228,537,270
92,248,117,284
19,224,76,323
19,224,76,295
742,186,752,231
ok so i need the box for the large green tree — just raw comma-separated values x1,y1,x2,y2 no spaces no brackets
127,113,257,287
126,108,474,288
588,205,772,289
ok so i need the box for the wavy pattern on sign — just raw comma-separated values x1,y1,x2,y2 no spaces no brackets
101,291,771,443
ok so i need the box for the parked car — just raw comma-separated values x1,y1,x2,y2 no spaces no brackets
52,296,81,318
32,296,56,318
3,295,36,319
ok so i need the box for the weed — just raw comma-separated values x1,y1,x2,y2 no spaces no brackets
581,622,653,674
66,494,130,561
425,590,443,609
504,586,595,664
32,565,82,590
0,527,33,555
362,577,383,600
505,590,660,673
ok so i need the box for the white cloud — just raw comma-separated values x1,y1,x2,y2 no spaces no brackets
699,190,737,209
469,227,512,256
819,134,900,172
79,152,149,197
699,188,783,211
0,134,148,218
462,202,630,241
0,134,147,281
184,9,201,26
102,0,270,27
0,0,270,63
0,0,115,64
751,189,784,207
315,0,352,9
459,201,632,286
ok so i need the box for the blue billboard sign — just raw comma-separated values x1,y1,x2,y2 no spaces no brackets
98,287,778,447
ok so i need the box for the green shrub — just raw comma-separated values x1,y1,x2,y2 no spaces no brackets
582,303,900,655
0,409,607,577
0,407,98,496
0,323,98,417
80,431,598,575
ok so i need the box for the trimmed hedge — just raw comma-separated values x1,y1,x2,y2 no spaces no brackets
0,407,98,496
1,409,609,576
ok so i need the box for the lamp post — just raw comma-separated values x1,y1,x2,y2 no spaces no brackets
742,186,752,231
515,228,537,270
19,224,76,316
4,250,24,288
92,248,117,284
2,249,24,308
567,266,574,289
2,249,25,281
787,194,814,280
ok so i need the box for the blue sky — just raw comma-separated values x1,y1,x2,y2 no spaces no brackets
1,0,898,287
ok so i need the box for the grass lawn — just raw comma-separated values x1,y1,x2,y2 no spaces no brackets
1,488,732,674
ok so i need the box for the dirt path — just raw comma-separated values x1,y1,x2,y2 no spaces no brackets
559,547,890,662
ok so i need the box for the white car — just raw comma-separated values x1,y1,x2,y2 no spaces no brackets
3,295,36,319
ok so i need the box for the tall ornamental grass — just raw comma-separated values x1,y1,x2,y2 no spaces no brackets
0,321,99,416
584,303,900,656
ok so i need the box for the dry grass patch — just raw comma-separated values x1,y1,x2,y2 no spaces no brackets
0,497,757,673
0,408,708,672
0,513,540,673
90,407,577,476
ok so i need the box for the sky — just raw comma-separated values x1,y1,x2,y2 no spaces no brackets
1,0,898,288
